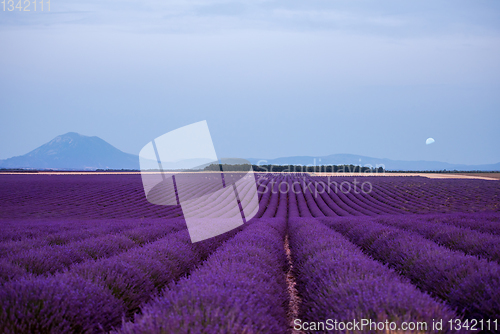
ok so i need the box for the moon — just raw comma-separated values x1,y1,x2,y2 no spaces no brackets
426,138,435,145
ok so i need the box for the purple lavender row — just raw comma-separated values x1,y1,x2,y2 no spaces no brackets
3,174,499,220
0,174,183,220
322,216,500,319
0,218,169,257
363,181,417,211
274,181,288,217
323,177,379,215
165,172,263,219
0,273,126,333
308,177,402,215
2,219,185,280
373,214,500,263
301,178,326,217
0,222,126,255
373,179,443,212
180,186,237,218
188,173,264,219
344,180,408,214
336,177,406,214
261,179,282,218
256,175,272,200
287,178,300,217
364,177,443,212
69,225,244,317
258,177,289,218
416,179,498,212
335,181,390,215
0,220,248,332
320,177,378,216
413,178,500,212
254,177,274,217
326,176,437,214
235,176,263,218
368,177,498,213
312,179,361,216
323,176,430,214
0,218,135,243
170,174,240,214
117,218,289,334
206,175,499,219
292,180,313,217
278,176,374,217
423,212,500,236
318,176,500,214
315,176,405,216
288,218,460,333
304,181,341,216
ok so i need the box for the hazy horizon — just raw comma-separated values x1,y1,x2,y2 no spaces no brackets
1,131,499,169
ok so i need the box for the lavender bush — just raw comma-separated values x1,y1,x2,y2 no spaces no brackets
373,214,500,262
322,216,500,319
0,274,126,333
117,218,289,334
289,217,460,333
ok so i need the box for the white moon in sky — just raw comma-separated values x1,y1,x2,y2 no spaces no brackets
426,138,435,145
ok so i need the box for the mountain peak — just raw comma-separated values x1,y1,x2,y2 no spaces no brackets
0,133,139,170
47,132,88,145
59,132,88,138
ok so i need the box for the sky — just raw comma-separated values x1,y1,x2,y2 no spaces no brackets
1,0,500,165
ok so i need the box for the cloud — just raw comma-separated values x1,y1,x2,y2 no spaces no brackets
2,0,499,39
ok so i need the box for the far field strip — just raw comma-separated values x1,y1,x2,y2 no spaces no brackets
1,171,499,180
308,172,500,180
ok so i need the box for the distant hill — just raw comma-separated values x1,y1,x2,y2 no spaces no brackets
1,133,498,171
0,132,139,170
247,154,500,172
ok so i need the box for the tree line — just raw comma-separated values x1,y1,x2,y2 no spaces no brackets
203,164,385,173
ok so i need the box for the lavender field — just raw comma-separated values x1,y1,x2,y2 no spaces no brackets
1,173,499,333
